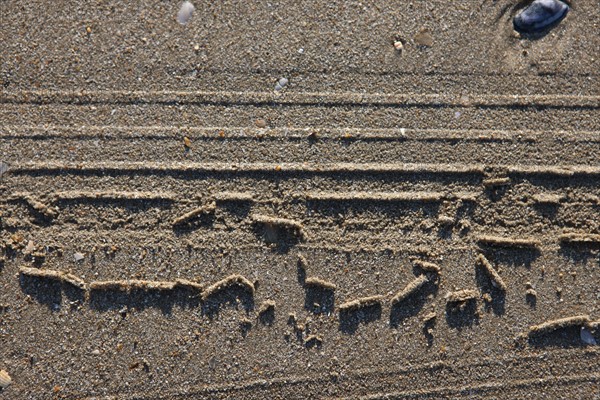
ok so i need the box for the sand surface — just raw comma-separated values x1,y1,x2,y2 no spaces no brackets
1,0,599,398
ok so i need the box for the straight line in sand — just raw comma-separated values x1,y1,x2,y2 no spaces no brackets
79,350,600,399
19,266,86,290
355,373,600,400
8,161,486,175
172,203,216,226
53,191,176,201
304,277,337,291
482,177,511,187
6,125,600,143
89,279,203,292
10,161,600,178
3,90,599,108
559,233,600,245
391,275,429,305
305,191,445,202
339,295,384,312
476,235,541,249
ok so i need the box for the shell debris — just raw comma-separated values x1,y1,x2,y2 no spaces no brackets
0,161,9,177
393,40,404,53
0,369,11,389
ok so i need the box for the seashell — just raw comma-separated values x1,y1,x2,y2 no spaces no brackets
0,369,11,388
177,1,195,25
513,0,569,33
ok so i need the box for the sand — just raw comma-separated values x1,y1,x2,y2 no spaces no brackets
1,0,599,398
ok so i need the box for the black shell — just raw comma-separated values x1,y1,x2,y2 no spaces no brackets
513,0,569,33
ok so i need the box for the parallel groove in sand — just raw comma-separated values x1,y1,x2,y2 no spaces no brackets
77,350,599,399
8,161,600,177
4,125,600,142
3,90,599,108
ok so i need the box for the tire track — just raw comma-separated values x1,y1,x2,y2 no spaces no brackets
73,350,600,399
3,90,599,108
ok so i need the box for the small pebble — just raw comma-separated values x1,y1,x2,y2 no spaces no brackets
274,77,288,92
24,240,35,254
177,1,195,25
255,119,267,128
73,252,85,262
393,40,404,52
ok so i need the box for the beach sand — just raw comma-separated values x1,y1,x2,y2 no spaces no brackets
1,0,599,398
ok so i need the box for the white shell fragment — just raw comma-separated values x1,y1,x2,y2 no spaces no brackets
0,162,8,177
580,327,597,346
274,77,288,92
0,369,11,389
177,1,195,25
74,252,85,262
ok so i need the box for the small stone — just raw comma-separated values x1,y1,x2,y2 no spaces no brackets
255,119,267,128
73,252,85,262
91,349,101,355
177,1,195,25
393,40,404,52
274,77,288,92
